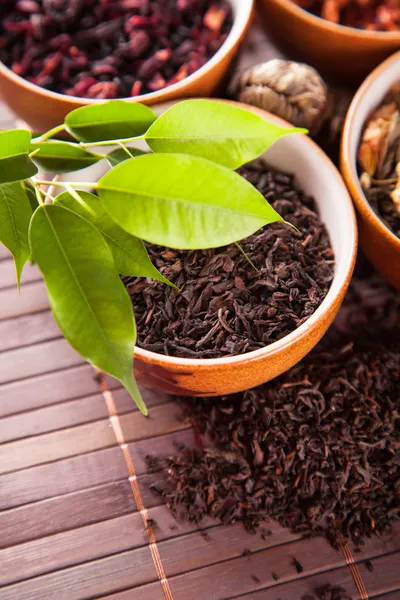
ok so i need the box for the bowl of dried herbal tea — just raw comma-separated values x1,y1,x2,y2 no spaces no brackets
0,0,253,132
67,99,355,397
341,50,400,290
257,0,400,84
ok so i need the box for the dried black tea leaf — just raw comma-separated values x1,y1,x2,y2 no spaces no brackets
126,162,334,359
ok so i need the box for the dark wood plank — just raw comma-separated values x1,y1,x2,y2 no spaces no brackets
159,520,300,578
0,401,188,474
356,551,400,598
0,513,152,586
167,536,350,600
0,259,41,290
0,425,191,510
0,481,136,549
101,583,165,600
0,364,115,417
0,418,117,474
0,387,169,443
0,310,60,353
0,547,158,600
371,592,400,599
0,446,127,510
234,566,358,600
129,428,197,475
0,338,83,385
0,280,49,320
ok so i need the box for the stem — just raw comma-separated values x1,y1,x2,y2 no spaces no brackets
80,134,145,148
32,124,66,142
234,242,259,273
32,182,44,206
117,141,134,158
372,177,398,185
28,148,41,159
35,179,98,189
64,183,96,216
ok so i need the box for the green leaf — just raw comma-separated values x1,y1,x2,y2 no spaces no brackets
0,181,32,286
22,180,39,213
106,146,146,168
0,130,38,184
55,190,174,286
97,153,283,249
29,204,147,415
29,140,101,173
65,101,156,143
145,99,306,169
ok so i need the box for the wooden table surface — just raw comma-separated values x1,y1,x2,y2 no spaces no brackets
0,21,399,600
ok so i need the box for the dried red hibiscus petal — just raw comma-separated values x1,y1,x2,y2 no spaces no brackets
292,0,400,31
0,0,233,98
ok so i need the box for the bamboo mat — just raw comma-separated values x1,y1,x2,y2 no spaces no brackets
0,23,399,600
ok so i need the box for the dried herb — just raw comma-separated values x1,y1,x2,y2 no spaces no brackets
150,272,400,548
365,559,374,572
235,59,329,136
302,585,352,600
0,0,232,97
126,162,334,358
358,83,400,238
293,557,304,573
292,0,400,31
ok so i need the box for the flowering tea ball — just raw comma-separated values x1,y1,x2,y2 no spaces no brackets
236,59,328,136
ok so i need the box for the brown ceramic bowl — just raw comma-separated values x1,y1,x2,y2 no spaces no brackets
0,0,253,132
256,0,400,84
128,102,357,396
341,51,400,290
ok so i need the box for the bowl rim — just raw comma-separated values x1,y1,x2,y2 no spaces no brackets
131,102,358,368
341,50,400,250
264,0,400,39
0,0,254,106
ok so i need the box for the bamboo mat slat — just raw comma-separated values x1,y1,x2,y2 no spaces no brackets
0,24,399,600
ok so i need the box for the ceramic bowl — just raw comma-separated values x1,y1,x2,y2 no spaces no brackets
120,101,356,396
0,0,253,132
341,51,400,290
257,0,400,84
59,101,357,396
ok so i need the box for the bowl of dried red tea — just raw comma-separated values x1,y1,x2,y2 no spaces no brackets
256,0,400,84
0,0,253,131
341,50,400,290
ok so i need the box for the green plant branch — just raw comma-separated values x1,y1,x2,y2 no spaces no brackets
64,183,97,216
117,141,134,158
79,134,145,148
34,179,98,189
33,124,66,142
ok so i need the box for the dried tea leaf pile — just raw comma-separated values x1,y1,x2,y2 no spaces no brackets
125,163,334,358
358,82,400,238
151,273,400,548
